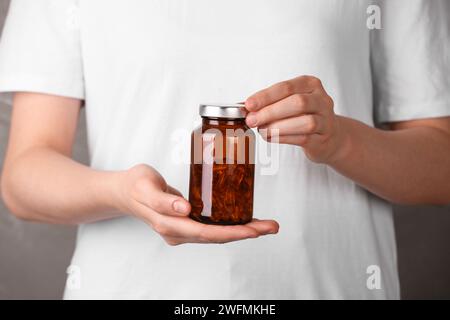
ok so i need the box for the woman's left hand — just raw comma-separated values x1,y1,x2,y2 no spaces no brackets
245,75,347,164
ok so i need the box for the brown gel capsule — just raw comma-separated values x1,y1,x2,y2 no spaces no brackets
189,103,255,225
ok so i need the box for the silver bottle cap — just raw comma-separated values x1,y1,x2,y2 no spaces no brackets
199,103,248,119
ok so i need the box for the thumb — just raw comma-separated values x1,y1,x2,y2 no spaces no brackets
151,189,191,216
134,178,191,216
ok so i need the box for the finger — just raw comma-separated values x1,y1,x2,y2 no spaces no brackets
246,93,317,128
152,190,191,216
161,236,183,246
274,134,313,147
260,114,325,136
156,216,262,244
245,76,321,112
133,178,191,216
166,185,183,197
161,219,279,246
245,219,280,235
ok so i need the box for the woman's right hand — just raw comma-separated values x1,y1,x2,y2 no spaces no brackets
114,164,279,246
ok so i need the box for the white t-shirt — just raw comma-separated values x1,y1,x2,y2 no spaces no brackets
1,0,449,299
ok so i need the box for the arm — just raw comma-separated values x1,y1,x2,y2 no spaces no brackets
1,93,278,244
0,92,119,224
328,117,450,205
245,76,450,205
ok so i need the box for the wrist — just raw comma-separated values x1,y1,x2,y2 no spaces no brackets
90,169,129,214
325,116,354,167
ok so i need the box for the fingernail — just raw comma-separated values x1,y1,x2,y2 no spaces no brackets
173,200,189,214
270,226,280,234
246,113,257,127
245,99,256,110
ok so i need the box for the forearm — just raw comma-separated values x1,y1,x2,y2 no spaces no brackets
330,116,450,205
1,147,124,224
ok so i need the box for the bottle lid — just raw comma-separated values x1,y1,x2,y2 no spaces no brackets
199,103,248,119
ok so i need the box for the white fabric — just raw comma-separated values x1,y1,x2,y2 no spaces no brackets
1,0,449,299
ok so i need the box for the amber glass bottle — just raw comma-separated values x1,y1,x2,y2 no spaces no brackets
189,103,255,225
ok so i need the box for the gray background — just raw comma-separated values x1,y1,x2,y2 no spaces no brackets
0,0,449,300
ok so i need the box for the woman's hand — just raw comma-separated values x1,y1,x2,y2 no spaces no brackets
245,75,348,164
115,164,279,246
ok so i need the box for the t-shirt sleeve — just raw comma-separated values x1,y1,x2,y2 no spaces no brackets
371,0,450,123
0,0,84,99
